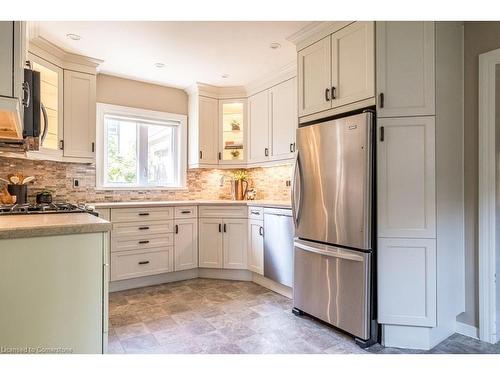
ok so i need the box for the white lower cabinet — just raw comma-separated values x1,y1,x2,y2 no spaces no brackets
248,219,264,275
174,218,198,271
377,237,437,327
199,218,224,268
223,218,248,269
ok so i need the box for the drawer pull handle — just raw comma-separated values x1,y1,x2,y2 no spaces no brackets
251,211,260,215
139,226,150,230
138,212,150,216
181,210,191,214
175,224,179,234
259,226,264,236
138,261,150,265
138,240,150,244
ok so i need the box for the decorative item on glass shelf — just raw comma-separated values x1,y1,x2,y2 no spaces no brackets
232,170,248,201
230,119,241,131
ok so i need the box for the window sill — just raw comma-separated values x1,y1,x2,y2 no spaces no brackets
94,186,188,192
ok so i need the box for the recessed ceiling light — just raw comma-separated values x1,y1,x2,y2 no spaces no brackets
270,42,281,50
66,33,81,41
154,62,165,68
221,74,229,79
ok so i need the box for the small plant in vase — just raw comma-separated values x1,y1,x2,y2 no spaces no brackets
230,150,240,159
233,170,248,201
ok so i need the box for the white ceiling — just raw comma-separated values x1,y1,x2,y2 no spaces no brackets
35,21,309,89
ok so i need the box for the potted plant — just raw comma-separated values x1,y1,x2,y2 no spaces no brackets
232,170,248,200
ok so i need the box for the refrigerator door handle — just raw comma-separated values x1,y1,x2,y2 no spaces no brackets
291,151,302,226
294,240,366,262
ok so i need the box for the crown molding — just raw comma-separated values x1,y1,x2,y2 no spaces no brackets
186,83,247,99
287,21,354,51
244,61,296,97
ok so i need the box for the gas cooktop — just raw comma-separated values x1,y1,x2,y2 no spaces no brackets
0,203,96,216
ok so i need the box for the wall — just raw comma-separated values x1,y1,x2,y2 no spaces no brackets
96,74,188,115
459,22,500,327
0,157,292,203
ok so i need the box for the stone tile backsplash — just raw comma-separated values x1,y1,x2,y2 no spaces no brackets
0,157,292,203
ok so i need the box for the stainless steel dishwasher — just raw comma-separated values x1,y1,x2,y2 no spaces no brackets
263,207,294,287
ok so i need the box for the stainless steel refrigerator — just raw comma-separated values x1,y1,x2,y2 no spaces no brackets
292,111,375,346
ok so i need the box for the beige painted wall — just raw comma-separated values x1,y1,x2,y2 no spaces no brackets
96,74,188,115
459,22,500,327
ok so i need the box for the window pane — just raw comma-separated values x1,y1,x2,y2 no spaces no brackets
144,124,175,186
105,119,137,184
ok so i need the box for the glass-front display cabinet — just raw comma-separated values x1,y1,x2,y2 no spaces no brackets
29,54,63,154
219,99,246,164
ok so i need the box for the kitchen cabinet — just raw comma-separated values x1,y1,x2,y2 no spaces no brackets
297,21,375,118
0,21,26,139
331,21,375,108
219,99,246,165
199,218,224,268
297,36,331,117
376,21,435,117
270,77,297,160
248,218,264,275
188,95,219,167
223,218,248,269
377,116,436,238
377,238,437,327
248,90,270,163
174,218,198,271
63,70,96,159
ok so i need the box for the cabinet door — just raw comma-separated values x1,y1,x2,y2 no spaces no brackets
174,218,198,271
0,22,14,98
63,70,96,158
247,219,264,275
223,218,248,269
377,238,436,327
297,36,332,117
219,99,246,165
198,218,223,268
270,77,297,160
377,117,436,238
198,96,219,165
376,21,435,117
248,90,270,163
331,21,375,108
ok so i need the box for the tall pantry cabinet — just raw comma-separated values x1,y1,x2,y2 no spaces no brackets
376,21,464,349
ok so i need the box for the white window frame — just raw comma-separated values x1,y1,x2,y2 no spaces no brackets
96,103,187,190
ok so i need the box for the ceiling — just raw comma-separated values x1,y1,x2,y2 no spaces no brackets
35,21,309,89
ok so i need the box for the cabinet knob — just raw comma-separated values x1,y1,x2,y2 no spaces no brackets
264,148,269,157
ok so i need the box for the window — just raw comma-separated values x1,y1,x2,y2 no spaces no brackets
96,103,187,189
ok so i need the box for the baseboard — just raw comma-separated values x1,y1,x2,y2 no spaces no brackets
109,269,198,292
252,273,292,299
198,268,253,281
455,321,479,339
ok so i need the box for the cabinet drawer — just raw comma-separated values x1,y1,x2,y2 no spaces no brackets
110,247,173,281
248,206,264,220
199,205,247,218
174,206,198,219
111,207,173,223
111,233,174,253
111,220,173,238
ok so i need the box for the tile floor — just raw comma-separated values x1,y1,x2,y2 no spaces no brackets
108,278,500,354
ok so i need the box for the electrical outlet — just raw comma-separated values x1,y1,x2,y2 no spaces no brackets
285,180,291,187
72,178,80,189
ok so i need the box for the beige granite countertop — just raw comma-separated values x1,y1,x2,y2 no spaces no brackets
92,199,292,209
0,213,112,240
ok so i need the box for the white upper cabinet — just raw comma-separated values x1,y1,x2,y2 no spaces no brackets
298,36,332,117
198,218,223,268
63,70,96,159
174,218,199,271
377,237,437,327
248,90,270,163
331,21,375,108
248,219,264,275
377,116,436,238
222,218,248,269
189,95,219,167
270,77,297,160
376,22,435,117
0,22,14,98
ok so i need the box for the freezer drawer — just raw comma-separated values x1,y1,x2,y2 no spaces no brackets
293,239,371,340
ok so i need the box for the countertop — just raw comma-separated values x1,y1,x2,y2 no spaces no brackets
0,213,112,240
92,199,292,209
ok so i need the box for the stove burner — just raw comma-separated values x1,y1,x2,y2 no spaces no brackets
0,202,96,216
